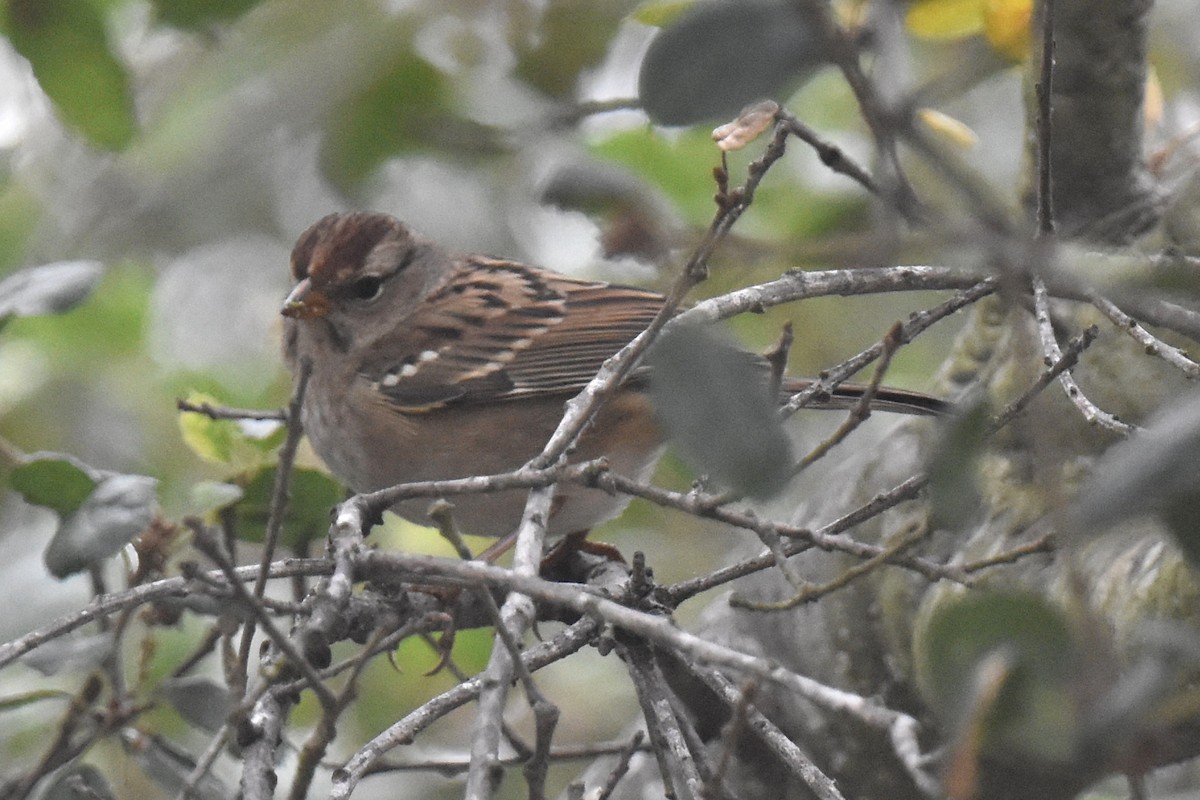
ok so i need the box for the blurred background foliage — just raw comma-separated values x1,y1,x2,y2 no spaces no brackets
0,0,1199,797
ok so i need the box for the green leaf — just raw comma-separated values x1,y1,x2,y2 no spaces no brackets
234,466,342,548
0,260,101,319
150,0,261,30
647,324,792,497
925,395,989,530
512,0,634,98
2,264,149,369
638,0,827,126
320,50,499,188
590,127,725,222
1,0,137,150
915,590,1078,761
10,454,97,516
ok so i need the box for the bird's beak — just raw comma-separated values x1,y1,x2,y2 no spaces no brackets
281,278,330,319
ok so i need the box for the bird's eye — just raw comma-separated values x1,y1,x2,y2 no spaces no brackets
351,274,384,301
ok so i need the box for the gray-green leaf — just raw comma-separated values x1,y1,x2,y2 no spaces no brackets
0,260,103,319
43,473,159,578
638,0,826,126
648,324,792,497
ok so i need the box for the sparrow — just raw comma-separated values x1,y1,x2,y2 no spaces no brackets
281,212,944,538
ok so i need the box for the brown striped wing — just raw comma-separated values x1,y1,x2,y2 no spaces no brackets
359,256,664,412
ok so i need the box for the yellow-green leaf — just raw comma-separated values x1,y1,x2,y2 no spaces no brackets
905,0,984,40
631,0,695,27
983,0,1031,61
178,392,235,464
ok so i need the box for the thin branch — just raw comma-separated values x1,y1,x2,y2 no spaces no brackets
792,321,905,475
531,114,802,470
1035,0,1057,235
465,484,556,800
175,399,286,422
174,726,229,800
591,471,961,595
429,502,561,800
237,358,311,693
675,266,992,328
702,678,756,800
331,618,600,799
1031,276,1135,434
988,324,1100,433
620,636,705,800
350,549,933,785
695,668,848,800
960,529,1055,573
592,731,648,800
775,108,878,194
362,736,652,776
0,559,330,671
1086,290,1200,378
187,524,336,711
732,519,931,610
780,278,998,417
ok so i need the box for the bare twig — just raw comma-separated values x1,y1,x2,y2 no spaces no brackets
703,678,756,800
1031,276,1135,434
620,636,705,800
733,519,931,610
988,324,1100,433
780,278,997,417
175,399,286,422
1085,290,1200,378
236,359,311,696
0,559,331,671
764,321,794,400
774,108,878,194
695,668,847,800
363,736,652,776
428,502,560,800
1035,0,1057,235
331,618,601,799
464,484,557,800
532,114,804,471
676,266,992,328
960,531,1055,574
593,731,649,800
348,549,933,786
792,321,905,474
592,471,960,596
174,726,229,800
188,524,336,711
